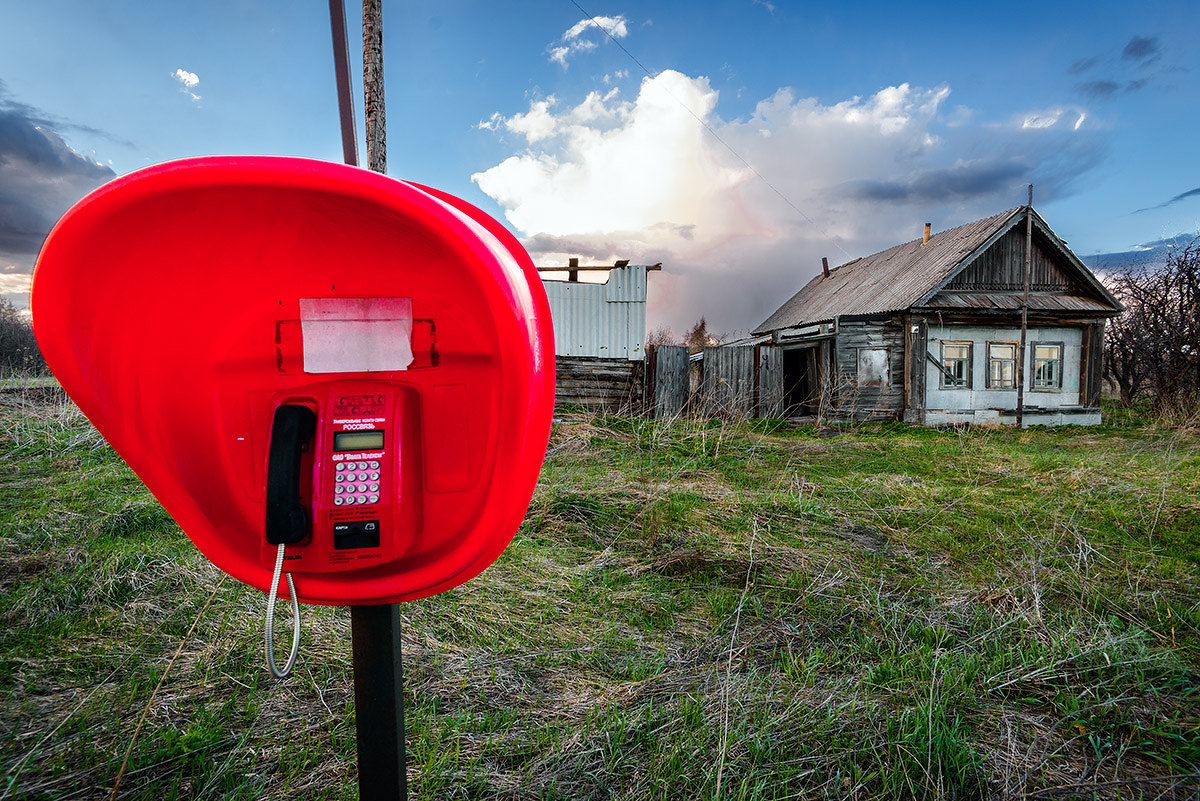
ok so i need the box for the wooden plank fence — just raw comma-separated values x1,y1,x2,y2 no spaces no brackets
647,345,689,419
554,344,784,420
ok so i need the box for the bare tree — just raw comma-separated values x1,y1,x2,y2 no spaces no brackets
684,317,719,354
0,300,45,375
646,326,676,349
1104,236,1200,412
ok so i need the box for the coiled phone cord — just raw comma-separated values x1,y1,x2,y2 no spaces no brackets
265,543,301,678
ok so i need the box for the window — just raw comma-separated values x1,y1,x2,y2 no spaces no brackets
857,349,889,387
940,342,972,388
1032,343,1063,390
987,342,1017,389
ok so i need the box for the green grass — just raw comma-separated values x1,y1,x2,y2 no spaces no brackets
1,391,1197,799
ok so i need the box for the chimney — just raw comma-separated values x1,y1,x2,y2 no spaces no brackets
923,223,931,244
821,257,830,278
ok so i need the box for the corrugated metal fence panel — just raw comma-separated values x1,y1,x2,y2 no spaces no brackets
542,266,647,360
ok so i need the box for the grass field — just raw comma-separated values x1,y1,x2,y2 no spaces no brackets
1,386,1197,800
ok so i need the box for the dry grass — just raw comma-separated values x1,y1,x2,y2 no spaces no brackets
0,392,1197,799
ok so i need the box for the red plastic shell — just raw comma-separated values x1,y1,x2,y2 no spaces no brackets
31,156,555,605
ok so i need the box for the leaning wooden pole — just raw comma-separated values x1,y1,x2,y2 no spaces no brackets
1016,184,1033,428
363,0,386,173
328,0,358,166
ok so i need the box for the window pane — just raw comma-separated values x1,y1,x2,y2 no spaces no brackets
858,349,889,387
940,342,971,388
1033,344,1062,389
988,342,1016,388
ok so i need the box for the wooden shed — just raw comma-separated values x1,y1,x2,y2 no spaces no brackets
539,259,661,410
751,206,1123,426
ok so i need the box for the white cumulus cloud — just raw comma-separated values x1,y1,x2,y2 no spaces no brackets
476,73,1102,334
173,69,199,88
172,68,201,102
549,14,628,67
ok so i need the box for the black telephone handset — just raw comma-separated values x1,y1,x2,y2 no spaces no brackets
265,404,317,545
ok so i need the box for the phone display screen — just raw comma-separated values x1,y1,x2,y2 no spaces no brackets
333,430,384,452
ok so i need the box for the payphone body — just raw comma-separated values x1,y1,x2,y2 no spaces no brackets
32,156,554,605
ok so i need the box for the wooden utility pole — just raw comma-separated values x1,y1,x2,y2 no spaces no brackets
1016,185,1033,429
363,0,386,173
356,8,405,799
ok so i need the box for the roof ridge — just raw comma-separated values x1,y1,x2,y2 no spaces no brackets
751,206,1030,334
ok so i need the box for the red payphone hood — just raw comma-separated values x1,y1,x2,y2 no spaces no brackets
32,156,555,605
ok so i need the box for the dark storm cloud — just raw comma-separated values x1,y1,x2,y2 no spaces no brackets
1070,35,1168,101
843,159,1028,204
1134,186,1200,214
1075,80,1121,100
1122,35,1161,65
1067,56,1099,75
0,80,116,259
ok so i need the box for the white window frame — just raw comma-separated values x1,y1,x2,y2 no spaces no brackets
986,341,1018,389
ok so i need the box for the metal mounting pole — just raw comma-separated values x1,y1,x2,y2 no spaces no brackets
330,1,406,797
351,604,408,800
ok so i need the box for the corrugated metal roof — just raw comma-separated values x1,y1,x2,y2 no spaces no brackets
753,208,1023,334
752,208,1124,335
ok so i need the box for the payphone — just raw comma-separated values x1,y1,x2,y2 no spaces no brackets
31,157,555,619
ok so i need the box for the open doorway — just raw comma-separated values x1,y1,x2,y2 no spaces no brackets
783,346,820,416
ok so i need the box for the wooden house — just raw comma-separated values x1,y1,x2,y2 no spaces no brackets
750,206,1123,426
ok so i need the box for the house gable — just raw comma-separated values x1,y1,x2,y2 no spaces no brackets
913,210,1121,316
945,225,1076,292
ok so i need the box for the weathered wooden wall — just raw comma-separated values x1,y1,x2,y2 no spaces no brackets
696,344,785,419
947,227,1074,292
647,345,689,419
833,317,907,420
554,357,644,411
904,315,927,422
699,345,756,418
758,345,784,418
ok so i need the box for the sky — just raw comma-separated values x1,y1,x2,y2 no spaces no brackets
2,0,1198,336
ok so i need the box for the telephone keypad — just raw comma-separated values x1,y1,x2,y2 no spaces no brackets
333,455,384,507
